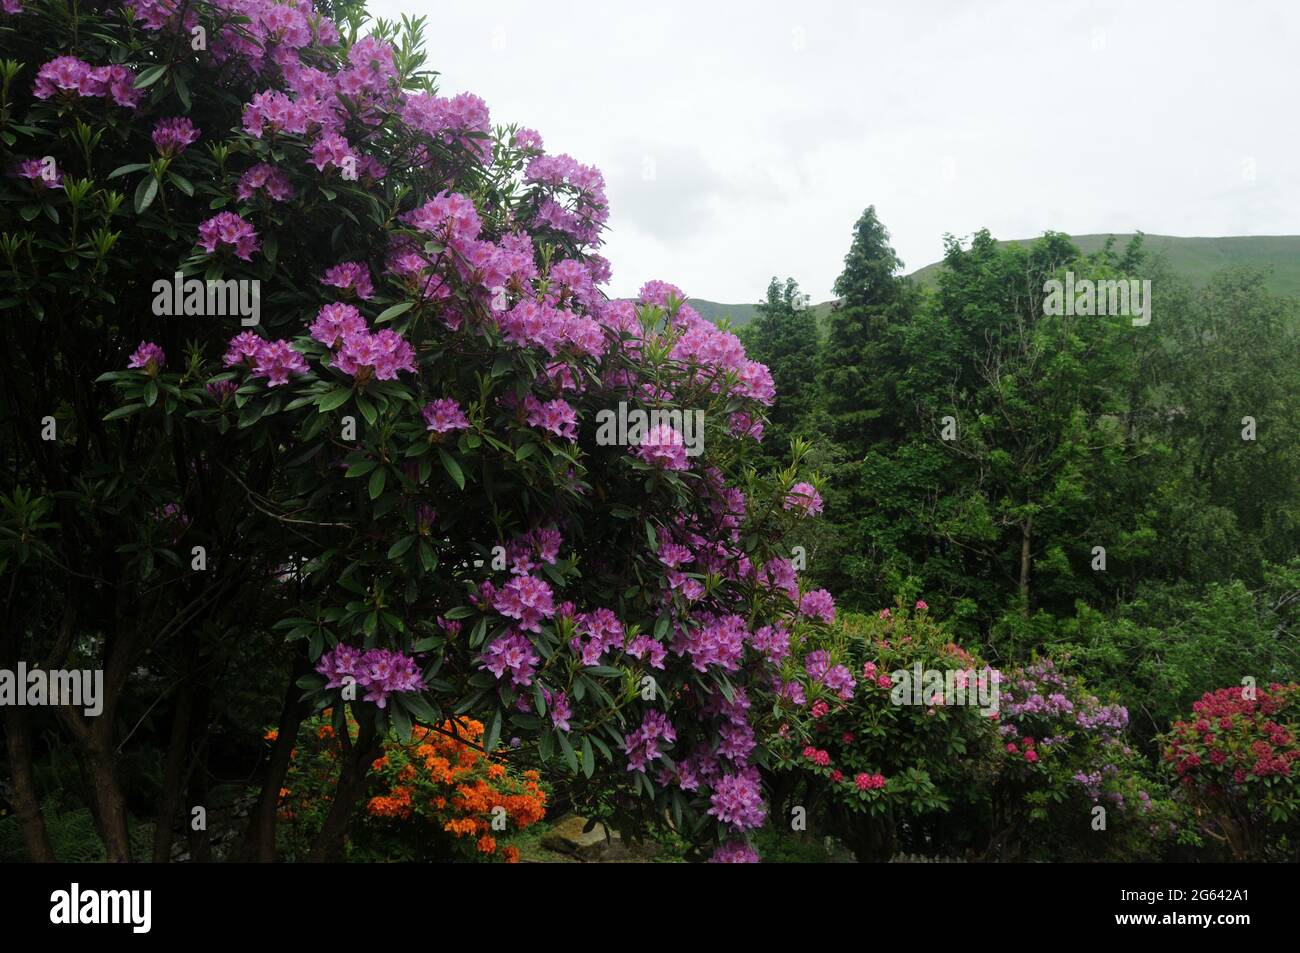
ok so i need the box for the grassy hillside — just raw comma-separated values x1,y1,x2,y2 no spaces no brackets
687,299,762,326
907,234,1300,298
698,234,1300,328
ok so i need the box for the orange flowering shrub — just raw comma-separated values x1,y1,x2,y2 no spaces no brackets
265,712,546,862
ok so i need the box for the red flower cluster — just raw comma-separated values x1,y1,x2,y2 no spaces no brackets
1165,684,1299,781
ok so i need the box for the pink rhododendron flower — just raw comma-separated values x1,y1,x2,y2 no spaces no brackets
320,261,374,299
152,117,200,156
784,481,823,516
421,398,469,434
197,212,260,260
800,588,836,623
250,340,309,387
492,575,555,633
636,423,689,471
310,303,367,349
127,341,165,374
236,163,295,202
524,395,578,440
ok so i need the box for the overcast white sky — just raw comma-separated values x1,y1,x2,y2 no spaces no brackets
371,0,1300,303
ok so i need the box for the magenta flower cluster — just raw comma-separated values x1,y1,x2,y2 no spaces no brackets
315,645,423,709
33,56,141,107
198,212,260,261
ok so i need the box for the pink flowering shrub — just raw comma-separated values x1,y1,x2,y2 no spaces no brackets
1161,683,1300,860
764,603,1176,861
2,0,822,860
765,603,1003,860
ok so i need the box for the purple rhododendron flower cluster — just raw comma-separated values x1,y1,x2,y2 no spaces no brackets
221,332,309,387
316,645,423,709
320,261,374,300
421,398,470,434
784,481,823,516
33,56,141,107
127,341,165,374
478,631,540,688
198,212,260,260
76,0,831,862
151,117,200,156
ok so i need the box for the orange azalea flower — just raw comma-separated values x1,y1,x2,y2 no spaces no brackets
477,834,496,854
503,846,520,864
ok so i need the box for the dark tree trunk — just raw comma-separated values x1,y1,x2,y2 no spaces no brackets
1,704,56,862
239,655,313,862
85,731,133,862
151,670,196,862
306,717,380,863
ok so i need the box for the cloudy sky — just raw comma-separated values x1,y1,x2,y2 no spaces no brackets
371,0,1299,303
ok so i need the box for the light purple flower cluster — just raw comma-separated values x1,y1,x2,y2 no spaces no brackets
309,302,367,348
421,398,470,434
542,686,572,732
1076,701,1129,733
497,299,605,359
524,395,578,440
401,91,492,161
492,575,556,632
799,588,836,623
504,527,562,575
642,282,775,406
672,613,747,673
33,56,141,108
236,163,295,202
623,709,676,772
308,132,357,174
478,631,539,688
624,634,667,669
750,625,791,663
757,556,800,602
338,328,416,380
127,341,166,373
320,261,374,300
636,423,689,471
197,212,260,260
804,649,856,701
706,771,766,830
709,840,761,863
569,608,624,666
9,158,62,190
784,481,823,516
315,645,423,709
222,332,310,387
524,153,609,244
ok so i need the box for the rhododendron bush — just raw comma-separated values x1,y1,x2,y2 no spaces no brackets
762,605,1177,861
0,0,824,861
1162,683,1300,860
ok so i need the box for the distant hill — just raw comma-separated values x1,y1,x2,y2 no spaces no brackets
696,234,1300,328
907,234,1300,298
690,298,835,329
687,299,762,326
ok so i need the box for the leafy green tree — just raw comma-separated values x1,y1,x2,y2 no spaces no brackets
820,206,917,456
741,276,822,461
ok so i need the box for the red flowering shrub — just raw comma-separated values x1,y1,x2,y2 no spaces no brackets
1162,683,1300,860
268,711,546,862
